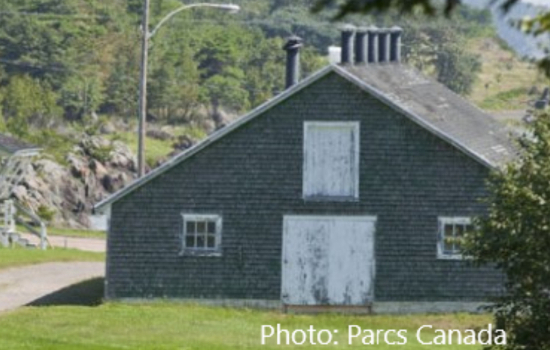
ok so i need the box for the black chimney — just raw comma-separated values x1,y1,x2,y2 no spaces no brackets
355,27,368,65
390,26,403,63
283,35,303,89
367,26,379,64
378,29,390,63
341,24,356,64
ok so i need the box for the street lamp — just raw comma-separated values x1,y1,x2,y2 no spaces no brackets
137,2,241,177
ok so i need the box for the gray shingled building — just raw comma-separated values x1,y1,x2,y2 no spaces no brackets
95,27,517,313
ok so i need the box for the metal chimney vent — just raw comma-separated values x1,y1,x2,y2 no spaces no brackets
283,35,303,89
367,26,379,64
390,26,403,63
341,24,356,64
355,27,368,65
378,29,390,63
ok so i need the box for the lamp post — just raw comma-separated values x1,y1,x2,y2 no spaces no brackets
137,2,240,177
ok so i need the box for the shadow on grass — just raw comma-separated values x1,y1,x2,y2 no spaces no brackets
27,277,104,307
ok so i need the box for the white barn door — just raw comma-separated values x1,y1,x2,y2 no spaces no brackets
282,216,376,305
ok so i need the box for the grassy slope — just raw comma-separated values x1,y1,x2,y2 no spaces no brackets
0,303,492,349
110,125,207,167
467,37,545,111
0,247,104,270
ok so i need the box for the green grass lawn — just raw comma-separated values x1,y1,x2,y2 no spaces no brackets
16,225,106,239
110,126,206,167
0,246,104,270
0,303,493,349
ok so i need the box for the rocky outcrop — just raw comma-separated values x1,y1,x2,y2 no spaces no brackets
8,135,137,228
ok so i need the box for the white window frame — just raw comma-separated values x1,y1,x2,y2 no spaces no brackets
437,217,472,260
180,214,222,257
302,121,360,201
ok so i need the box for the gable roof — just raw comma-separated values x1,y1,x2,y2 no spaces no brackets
94,63,517,212
0,134,41,156
338,64,516,168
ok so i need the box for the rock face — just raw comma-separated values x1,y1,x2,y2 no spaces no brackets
7,135,137,228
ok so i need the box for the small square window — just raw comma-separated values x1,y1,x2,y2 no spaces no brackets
181,214,222,256
437,217,471,259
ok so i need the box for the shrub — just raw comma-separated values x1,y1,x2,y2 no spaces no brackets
36,205,56,222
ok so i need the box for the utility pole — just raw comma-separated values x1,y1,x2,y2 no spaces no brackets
137,0,150,177
135,2,239,178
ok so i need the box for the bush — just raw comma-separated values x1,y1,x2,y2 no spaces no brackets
88,144,113,163
36,205,56,222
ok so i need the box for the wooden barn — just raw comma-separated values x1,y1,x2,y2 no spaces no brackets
95,26,517,313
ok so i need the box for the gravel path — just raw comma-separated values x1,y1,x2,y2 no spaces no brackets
0,262,105,312
21,233,106,252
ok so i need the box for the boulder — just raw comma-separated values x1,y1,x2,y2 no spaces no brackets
12,185,27,201
4,134,138,228
67,153,89,178
99,121,116,135
89,159,108,179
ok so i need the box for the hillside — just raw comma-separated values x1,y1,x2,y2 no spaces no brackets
467,37,544,113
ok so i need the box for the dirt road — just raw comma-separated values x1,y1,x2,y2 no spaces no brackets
0,262,105,312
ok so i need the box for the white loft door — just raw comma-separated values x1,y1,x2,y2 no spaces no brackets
282,216,376,305
303,122,359,199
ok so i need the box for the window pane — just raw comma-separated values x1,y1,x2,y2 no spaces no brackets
207,235,216,248
454,239,462,253
455,224,464,238
207,221,216,234
196,235,205,248
444,224,453,238
197,221,206,234
186,221,195,234
185,236,195,248
443,224,453,254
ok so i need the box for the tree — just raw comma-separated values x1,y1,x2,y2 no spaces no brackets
463,112,550,350
313,0,516,18
1,75,61,136
402,23,481,95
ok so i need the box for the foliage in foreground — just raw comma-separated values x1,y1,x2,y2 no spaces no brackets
0,303,490,349
464,112,550,350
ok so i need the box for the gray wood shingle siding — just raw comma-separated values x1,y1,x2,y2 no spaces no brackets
107,72,503,301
